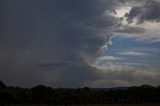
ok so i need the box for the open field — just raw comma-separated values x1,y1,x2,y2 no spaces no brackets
7,104,160,106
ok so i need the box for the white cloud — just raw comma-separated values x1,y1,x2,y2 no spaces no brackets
114,22,160,42
90,64,160,87
110,6,131,18
118,51,150,56
98,56,122,61
97,64,138,71
120,62,153,69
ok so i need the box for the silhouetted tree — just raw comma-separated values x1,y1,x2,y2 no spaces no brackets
31,85,55,104
0,81,6,89
0,81,160,105
0,92,14,106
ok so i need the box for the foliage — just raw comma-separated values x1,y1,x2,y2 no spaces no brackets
0,81,160,105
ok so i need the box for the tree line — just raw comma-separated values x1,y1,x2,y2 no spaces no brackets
0,81,160,105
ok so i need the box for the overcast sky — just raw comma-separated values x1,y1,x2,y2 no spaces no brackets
0,0,160,88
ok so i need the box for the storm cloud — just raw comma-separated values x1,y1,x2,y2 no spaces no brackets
125,0,160,24
0,0,123,87
1,0,159,87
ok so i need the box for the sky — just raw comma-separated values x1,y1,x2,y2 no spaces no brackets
0,0,160,88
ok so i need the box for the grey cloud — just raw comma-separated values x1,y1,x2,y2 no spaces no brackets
39,62,70,71
0,0,159,87
115,25,145,34
125,0,160,24
90,68,160,87
0,0,122,87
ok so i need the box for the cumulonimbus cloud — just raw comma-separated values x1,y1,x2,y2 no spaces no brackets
0,0,159,87
0,0,123,87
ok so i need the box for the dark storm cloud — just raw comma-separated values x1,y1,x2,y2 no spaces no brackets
0,0,122,87
39,62,69,71
125,0,160,24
